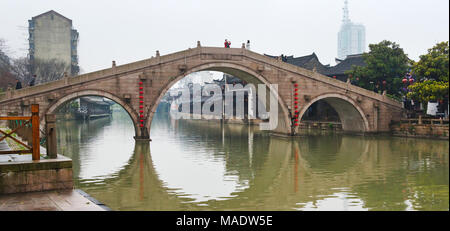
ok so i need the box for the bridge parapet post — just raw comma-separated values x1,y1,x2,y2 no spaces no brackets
45,114,57,159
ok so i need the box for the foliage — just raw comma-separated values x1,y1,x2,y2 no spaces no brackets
407,80,449,103
413,41,449,82
346,40,411,96
407,42,449,105
70,100,79,109
386,93,402,102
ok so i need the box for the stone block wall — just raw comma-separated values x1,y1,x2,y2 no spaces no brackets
391,123,449,139
0,155,73,194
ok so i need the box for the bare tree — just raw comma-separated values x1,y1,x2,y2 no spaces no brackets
33,58,71,84
11,57,31,83
0,39,17,91
0,39,12,76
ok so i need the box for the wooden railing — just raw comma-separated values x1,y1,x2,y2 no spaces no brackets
0,104,40,160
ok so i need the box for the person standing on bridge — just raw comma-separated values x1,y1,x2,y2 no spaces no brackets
246,40,251,50
29,75,36,87
15,79,22,90
224,39,231,48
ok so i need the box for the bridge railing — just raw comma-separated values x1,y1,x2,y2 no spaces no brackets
0,104,41,160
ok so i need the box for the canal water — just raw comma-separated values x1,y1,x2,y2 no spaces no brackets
56,107,449,211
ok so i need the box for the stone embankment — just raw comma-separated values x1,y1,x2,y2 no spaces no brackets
390,117,449,140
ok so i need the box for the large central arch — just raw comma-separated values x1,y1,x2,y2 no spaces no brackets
145,62,292,137
297,93,370,133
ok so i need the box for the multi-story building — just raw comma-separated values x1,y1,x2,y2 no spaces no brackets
337,0,365,60
28,10,79,81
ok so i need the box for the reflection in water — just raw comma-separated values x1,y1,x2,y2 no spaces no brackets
56,107,449,211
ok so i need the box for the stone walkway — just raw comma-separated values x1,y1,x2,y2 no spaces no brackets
0,189,107,211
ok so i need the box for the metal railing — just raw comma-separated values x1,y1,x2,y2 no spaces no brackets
0,104,40,160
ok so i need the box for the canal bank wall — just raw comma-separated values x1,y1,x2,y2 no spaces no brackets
0,125,74,194
390,118,449,140
0,154,73,194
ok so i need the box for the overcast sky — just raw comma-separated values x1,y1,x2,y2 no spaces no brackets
1,0,448,73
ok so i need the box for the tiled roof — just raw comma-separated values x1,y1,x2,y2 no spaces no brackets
81,96,114,106
265,53,329,74
265,53,366,77
325,54,366,76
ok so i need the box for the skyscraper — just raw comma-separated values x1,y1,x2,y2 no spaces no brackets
337,0,365,60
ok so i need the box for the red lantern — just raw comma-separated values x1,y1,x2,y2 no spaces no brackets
294,101,298,104
294,97,299,100
294,119,299,122
139,82,143,85
402,78,407,84
295,110,299,114
139,91,144,94
139,95,144,99
409,79,414,83
294,123,299,126
294,93,298,96
294,105,298,109
294,88,298,92
294,83,298,87
140,114,144,118
139,87,143,90
140,119,144,123
139,105,143,108
140,124,144,127
140,110,144,113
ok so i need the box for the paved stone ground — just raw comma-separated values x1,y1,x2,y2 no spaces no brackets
0,139,10,151
0,189,106,211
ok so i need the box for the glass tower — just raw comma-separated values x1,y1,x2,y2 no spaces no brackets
337,0,366,60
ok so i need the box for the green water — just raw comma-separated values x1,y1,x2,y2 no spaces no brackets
56,108,449,211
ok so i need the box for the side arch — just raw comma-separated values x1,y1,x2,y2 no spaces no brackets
42,89,141,138
297,93,370,132
145,62,292,136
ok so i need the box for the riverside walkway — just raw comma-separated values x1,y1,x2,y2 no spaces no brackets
0,189,107,211
0,133,107,211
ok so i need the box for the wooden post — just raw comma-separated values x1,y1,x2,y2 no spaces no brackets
45,114,57,159
31,104,40,161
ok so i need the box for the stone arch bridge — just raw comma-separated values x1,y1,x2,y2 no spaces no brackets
0,45,403,140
